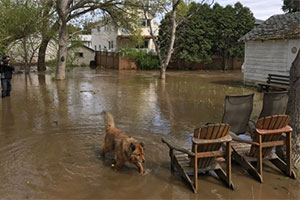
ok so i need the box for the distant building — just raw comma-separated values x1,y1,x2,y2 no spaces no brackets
240,12,300,85
70,34,95,66
78,34,92,49
91,17,159,53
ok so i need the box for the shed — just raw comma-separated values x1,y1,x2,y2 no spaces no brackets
69,45,95,66
240,12,300,86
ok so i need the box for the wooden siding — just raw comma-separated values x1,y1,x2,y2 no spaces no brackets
243,39,300,85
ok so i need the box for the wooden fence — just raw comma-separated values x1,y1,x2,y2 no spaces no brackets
168,56,243,70
95,51,137,70
96,51,242,70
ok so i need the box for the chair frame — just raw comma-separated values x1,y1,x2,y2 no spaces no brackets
162,124,234,193
231,115,296,183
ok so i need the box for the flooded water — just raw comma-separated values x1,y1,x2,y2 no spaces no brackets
0,68,299,199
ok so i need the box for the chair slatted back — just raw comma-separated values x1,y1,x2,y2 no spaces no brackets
191,123,230,169
222,94,254,135
249,115,291,157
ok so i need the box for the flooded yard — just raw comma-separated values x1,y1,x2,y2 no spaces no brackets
0,68,299,199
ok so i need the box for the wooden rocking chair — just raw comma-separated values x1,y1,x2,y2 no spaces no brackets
231,114,296,183
162,123,234,193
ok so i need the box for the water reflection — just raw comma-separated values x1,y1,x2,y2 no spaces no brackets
0,68,299,199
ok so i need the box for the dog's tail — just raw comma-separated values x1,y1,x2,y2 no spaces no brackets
102,111,115,129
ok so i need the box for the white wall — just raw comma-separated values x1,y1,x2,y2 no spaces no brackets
91,24,118,52
243,39,300,85
91,18,159,53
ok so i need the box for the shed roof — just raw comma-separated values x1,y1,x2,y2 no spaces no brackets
240,12,300,41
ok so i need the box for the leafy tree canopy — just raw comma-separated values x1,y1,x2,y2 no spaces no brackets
158,1,254,65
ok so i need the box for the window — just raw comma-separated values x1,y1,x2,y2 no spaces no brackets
97,26,101,32
87,41,92,48
76,52,84,57
104,25,111,31
108,41,114,50
136,39,149,49
94,45,97,50
122,28,129,35
99,45,101,51
140,19,151,28
147,19,151,27
140,19,146,27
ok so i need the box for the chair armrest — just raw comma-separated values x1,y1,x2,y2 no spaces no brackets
229,131,258,145
161,138,195,156
192,135,232,145
256,125,292,135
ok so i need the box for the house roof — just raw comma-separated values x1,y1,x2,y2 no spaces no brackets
69,44,95,52
240,12,300,41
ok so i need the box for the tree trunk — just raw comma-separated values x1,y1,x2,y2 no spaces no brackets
22,37,30,74
287,50,300,169
159,1,179,80
160,66,166,80
56,20,68,80
222,51,229,71
37,37,50,71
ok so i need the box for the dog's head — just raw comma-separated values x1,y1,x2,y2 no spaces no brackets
128,142,145,164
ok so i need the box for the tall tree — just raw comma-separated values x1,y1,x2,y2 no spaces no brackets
287,50,300,169
54,0,139,80
0,0,40,55
37,0,59,71
143,0,214,79
212,3,254,70
171,2,213,63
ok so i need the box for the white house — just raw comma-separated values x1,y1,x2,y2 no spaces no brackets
79,34,92,49
91,17,159,53
240,12,300,86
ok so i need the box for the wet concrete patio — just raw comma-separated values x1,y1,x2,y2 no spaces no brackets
0,68,299,199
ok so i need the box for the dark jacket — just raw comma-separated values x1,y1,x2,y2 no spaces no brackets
0,63,14,79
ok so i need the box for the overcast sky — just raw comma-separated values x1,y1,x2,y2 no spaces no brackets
213,0,284,20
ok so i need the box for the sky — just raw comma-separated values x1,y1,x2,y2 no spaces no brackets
213,0,284,20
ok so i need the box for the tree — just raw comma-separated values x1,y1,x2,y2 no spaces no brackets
37,0,59,72
282,0,300,12
157,2,254,71
0,0,43,73
171,2,214,63
286,50,300,169
0,0,40,56
212,3,254,70
142,0,182,79
142,0,214,79
54,0,140,80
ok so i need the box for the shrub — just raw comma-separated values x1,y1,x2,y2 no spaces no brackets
118,48,159,70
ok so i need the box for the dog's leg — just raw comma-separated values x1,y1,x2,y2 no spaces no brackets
101,144,110,157
136,162,145,174
116,160,125,168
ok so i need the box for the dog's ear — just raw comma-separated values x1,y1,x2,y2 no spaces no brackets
129,143,136,155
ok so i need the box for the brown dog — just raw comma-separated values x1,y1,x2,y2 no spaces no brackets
101,111,145,174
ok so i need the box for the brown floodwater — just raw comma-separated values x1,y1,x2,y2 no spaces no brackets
0,68,299,199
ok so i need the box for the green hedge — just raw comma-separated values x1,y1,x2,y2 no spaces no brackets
118,48,160,70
